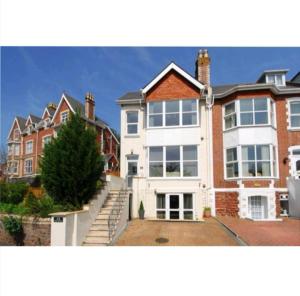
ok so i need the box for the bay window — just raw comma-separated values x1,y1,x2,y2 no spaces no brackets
126,111,138,134
147,99,198,128
224,98,275,130
289,100,300,128
225,145,276,179
149,145,198,178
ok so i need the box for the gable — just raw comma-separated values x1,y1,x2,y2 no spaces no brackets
146,69,200,101
52,98,72,125
25,116,32,126
7,119,20,140
42,108,50,120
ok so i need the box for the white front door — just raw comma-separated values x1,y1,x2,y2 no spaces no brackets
157,193,194,220
249,196,268,220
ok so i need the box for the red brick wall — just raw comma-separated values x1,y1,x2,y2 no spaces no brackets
146,70,200,101
215,192,239,217
52,99,70,125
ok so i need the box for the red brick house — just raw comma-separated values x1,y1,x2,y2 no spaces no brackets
6,92,119,182
211,64,300,219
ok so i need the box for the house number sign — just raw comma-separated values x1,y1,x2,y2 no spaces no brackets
54,217,63,223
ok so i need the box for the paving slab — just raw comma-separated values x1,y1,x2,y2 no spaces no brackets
217,216,300,246
115,218,240,246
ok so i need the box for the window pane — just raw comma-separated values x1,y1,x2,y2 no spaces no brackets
127,124,137,134
157,211,166,219
296,160,300,171
149,147,163,161
170,211,180,219
242,162,256,177
268,75,275,83
256,145,270,160
127,154,138,160
276,75,283,85
184,211,193,220
166,162,180,177
254,99,268,111
182,113,197,125
157,194,165,209
255,112,268,124
128,162,137,175
127,111,138,123
226,163,239,178
182,100,197,112
290,102,300,114
257,162,271,176
166,113,179,126
183,162,198,177
291,115,300,127
240,112,253,125
165,101,179,113
166,146,180,161
240,100,253,112
149,163,163,177
225,114,236,129
184,194,193,209
149,114,162,127
183,146,197,160
292,149,300,155
149,102,162,114
225,102,235,115
242,146,255,160
227,148,237,162
169,195,179,209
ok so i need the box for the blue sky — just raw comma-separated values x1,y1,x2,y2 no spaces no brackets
1,47,300,146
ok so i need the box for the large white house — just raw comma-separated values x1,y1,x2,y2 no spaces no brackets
117,52,214,221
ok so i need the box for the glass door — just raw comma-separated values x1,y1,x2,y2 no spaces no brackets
249,196,263,219
168,194,180,219
127,155,138,188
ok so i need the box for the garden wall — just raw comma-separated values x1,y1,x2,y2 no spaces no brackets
0,214,51,246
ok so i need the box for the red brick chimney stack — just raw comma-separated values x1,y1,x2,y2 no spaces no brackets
195,49,211,87
85,92,95,120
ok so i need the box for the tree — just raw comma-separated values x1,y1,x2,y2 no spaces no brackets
40,112,104,208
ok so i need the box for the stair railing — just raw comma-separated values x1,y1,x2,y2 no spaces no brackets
108,190,127,242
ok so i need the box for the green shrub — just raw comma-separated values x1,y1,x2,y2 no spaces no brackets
23,192,40,215
2,216,24,246
0,182,28,204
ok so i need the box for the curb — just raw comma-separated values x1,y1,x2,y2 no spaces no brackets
213,217,248,246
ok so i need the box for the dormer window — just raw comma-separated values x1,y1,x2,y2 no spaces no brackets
266,73,285,86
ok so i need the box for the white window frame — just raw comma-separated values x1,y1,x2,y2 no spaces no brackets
126,110,139,135
14,144,20,156
8,161,18,174
224,144,277,180
147,99,199,129
288,98,300,130
223,98,276,131
148,145,199,179
266,73,285,86
24,158,33,175
14,129,20,140
25,140,33,154
225,147,239,179
60,111,69,123
8,144,13,155
42,135,52,148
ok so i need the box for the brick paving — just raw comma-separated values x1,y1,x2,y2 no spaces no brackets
115,218,240,246
217,216,300,246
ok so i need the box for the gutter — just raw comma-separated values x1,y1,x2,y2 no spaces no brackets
214,83,300,99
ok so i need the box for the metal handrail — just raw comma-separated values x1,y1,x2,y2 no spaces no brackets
108,190,127,242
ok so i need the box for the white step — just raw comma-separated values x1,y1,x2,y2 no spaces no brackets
84,237,109,244
92,220,108,226
82,242,107,246
88,230,109,237
90,224,109,231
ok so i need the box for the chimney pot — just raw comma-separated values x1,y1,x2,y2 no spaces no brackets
85,92,95,120
195,49,211,87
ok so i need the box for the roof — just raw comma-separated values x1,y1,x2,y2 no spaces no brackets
29,114,42,123
16,116,27,130
142,62,204,94
291,72,300,83
117,91,143,103
63,93,85,114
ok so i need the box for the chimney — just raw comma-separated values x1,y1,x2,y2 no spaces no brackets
85,92,95,120
195,49,211,87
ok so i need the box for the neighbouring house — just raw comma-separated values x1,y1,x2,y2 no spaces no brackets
6,92,119,182
212,69,300,220
117,52,214,221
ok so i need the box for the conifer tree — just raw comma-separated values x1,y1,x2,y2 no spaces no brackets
40,112,104,208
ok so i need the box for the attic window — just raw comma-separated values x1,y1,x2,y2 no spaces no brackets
266,74,285,86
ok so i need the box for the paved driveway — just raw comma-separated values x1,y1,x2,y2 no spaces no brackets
115,218,240,246
217,216,300,246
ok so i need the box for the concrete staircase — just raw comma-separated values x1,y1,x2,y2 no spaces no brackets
82,190,128,246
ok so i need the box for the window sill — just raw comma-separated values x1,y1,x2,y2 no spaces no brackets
124,134,140,138
287,127,300,132
223,124,276,132
147,125,200,130
225,176,279,181
147,177,201,180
